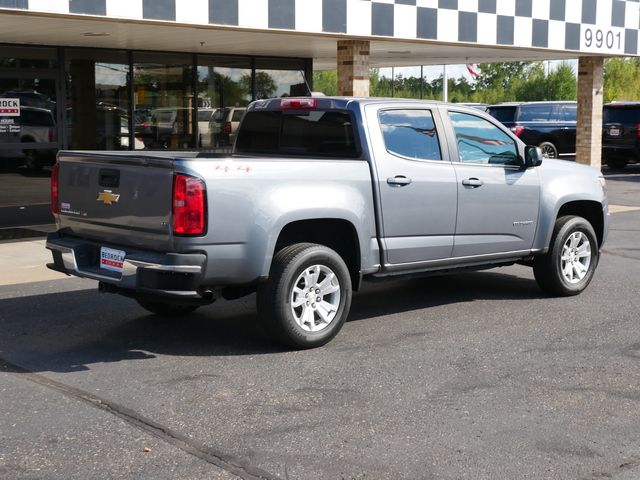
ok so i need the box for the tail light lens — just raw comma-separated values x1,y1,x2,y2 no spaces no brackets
223,121,232,135
511,126,525,137
51,163,60,215
172,173,206,236
635,124,640,138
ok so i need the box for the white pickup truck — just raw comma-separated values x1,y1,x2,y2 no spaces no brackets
47,97,609,348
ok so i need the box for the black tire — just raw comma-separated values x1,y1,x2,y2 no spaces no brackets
257,243,353,349
533,215,599,296
606,156,627,170
539,141,558,159
136,299,199,317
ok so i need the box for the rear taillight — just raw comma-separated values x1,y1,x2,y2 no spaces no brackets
223,122,232,135
280,98,317,110
51,163,60,215
635,124,640,138
172,174,206,236
48,128,54,142
511,126,525,137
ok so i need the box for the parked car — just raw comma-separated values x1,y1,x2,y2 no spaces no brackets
197,108,217,148
0,105,57,170
136,107,192,149
209,107,246,146
602,102,640,169
48,97,608,349
487,101,577,159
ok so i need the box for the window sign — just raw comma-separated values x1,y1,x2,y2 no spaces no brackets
0,98,20,116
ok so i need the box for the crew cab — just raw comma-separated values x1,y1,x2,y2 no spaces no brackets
47,97,609,349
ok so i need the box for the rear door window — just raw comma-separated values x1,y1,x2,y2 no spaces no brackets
231,110,245,122
378,109,442,161
518,105,553,122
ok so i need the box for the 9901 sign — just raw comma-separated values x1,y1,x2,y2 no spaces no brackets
581,26,625,54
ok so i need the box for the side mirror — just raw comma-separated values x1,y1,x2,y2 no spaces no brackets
524,145,544,169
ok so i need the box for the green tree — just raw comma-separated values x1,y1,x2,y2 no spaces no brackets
241,71,277,100
604,58,640,102
312,70,337,96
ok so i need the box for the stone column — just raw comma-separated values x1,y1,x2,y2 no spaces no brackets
576,57,605,168
337,40,370,97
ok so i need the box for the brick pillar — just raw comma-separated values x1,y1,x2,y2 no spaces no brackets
576,57,604,168
337,40,370,97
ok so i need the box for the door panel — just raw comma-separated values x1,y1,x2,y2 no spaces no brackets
447,110,540,257
453,164,540,256
366,106,458,265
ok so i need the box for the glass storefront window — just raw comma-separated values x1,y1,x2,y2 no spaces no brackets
133,53,194,150
65,50,130,150
254,57,308,100
197,56,251,149
0,46,57,70
0,45,311,231
0,47,59,230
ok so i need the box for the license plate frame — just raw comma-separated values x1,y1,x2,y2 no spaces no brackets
608,127,621,137
100,246,126,273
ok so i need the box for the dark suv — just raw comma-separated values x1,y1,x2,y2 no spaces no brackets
602,102,640,169
487,101,577,159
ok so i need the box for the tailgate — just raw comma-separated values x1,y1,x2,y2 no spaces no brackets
57,151,176,250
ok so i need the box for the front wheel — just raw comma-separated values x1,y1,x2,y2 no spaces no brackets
533,216,599,296
257,243,352,349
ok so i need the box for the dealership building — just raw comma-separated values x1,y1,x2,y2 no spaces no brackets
0,0,638,234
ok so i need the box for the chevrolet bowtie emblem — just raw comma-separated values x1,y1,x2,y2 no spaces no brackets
97,190,120,205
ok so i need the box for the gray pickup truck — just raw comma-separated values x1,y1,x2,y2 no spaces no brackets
47,97,609,348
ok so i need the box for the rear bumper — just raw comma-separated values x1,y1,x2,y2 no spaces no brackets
603,145,640,161
46,233,209,300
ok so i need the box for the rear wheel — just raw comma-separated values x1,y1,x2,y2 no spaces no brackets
136,299,199,317
257,243,352,349
533,216,599,296
539,141,558,159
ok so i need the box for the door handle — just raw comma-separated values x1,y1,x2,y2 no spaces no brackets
462,177,483,188
387,176,412,187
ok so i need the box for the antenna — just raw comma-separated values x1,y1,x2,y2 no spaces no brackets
300,69,312,96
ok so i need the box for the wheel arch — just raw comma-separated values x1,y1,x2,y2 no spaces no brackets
556,201,605,248
272,218,362,290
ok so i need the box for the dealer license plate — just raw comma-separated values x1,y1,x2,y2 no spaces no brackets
100,246,125,273
608,127,621,137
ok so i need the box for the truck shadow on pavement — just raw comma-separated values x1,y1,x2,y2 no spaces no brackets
0,269,543,373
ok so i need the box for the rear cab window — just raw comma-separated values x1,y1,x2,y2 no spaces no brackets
235,109,359,158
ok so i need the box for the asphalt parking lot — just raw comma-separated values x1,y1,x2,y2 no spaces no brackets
1,166,640,480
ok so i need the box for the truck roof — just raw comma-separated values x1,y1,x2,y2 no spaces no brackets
248,96,485,112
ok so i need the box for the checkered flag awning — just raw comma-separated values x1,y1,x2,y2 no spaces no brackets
0,0,638,55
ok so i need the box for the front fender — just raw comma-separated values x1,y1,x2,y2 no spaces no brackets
532,160,607,252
